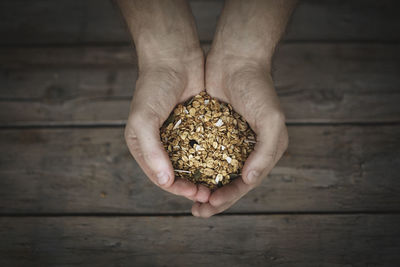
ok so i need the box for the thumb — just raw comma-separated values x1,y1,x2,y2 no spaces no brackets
241,119,283,186
126,112,175,188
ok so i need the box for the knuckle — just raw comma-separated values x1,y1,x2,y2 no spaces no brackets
209,196,225,207
185,187,197,199
124,126,130,142
268,109,286,125
124,125,138,148
258,109,286,131
141,150,156,163
127,112,145,130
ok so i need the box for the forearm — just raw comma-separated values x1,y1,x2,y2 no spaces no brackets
117,0,202,66
210,0,297,63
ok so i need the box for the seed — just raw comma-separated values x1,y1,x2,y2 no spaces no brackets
174,107,182,115
159,91,256,189
173,119,182,130
180,131,188,140
212,142,218,149
192,101,200,108
204,168,215,176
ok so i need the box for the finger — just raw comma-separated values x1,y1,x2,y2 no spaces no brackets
126,132,198,199
192,202,217,218
196,122,287,212
191,200,234,218
128,113,174,186
191,178,253,218
208,177,253,207
194,184,211,203
125,115,198,199
168,178,198,199
241,115,284,186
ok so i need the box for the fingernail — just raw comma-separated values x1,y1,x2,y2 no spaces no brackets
157,172,170,185
247,170,260,184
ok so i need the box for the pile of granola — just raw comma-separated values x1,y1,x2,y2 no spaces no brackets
160,91,256,189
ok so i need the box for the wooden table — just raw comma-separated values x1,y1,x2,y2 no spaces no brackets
0,0,399,266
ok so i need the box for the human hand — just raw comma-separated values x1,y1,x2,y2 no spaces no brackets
118,0,211,203
118,0,294,213
189,0,294,217
125,52,212,203
191,54,289,217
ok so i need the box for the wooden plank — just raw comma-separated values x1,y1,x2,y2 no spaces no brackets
0,0,400,44
0,125,399,214
1,43,399,124
0,215,399,266
0,0,128,45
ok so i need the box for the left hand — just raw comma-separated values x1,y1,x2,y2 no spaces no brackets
191,53,289,218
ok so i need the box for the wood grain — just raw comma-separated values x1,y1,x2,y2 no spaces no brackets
1,43,399,125
1,0,400,44
1,1,399,265
0,215,399,266
0,125,399,214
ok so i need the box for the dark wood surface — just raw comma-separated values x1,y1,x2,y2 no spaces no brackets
1,0,400,266
0,215,399,267
1,0,400,44
1,43,399,125
0,125,399,214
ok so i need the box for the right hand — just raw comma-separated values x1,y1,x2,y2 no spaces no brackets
192,53,289,217
124,50,211,203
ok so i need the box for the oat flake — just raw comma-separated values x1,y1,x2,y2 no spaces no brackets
160,91,256,189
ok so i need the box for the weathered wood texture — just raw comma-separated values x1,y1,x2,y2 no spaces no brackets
1,0,400,44
1,43,399,125
0,215,399,266
1,1,399,266
0,125,399,214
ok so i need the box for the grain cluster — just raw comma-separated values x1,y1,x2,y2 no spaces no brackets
160,91,256,189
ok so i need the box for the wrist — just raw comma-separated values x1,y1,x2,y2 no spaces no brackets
206,50,272,76
207,37,275,67
136,38,204,70
117,0,203,68
137,47,205,99
207,0,296,67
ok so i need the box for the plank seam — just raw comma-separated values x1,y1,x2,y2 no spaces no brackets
0,121,399,129
1,40,400,49
1,211,400,217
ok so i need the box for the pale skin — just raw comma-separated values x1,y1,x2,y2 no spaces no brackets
117,0,297,218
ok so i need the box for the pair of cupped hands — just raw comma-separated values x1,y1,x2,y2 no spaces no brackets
125,45,288,218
